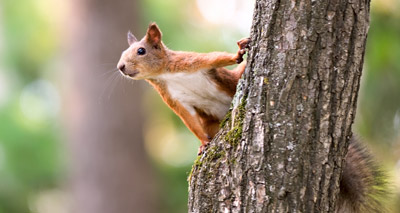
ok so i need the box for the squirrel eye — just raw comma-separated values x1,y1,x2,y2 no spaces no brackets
137,47,146,55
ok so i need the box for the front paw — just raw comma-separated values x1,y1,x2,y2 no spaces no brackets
235,37,251,63
237,37,251,50
235,49,246,64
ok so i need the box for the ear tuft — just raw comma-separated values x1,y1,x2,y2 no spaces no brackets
127,31,137,46
146,22,162,47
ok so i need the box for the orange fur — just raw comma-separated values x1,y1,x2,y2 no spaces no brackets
117,23,250,151
146,79,210,145
166,51,238,72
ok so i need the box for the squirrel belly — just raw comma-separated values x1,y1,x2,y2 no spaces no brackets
117,23,390,212
146,64,246,146
156,69,233,121
116,22,250,146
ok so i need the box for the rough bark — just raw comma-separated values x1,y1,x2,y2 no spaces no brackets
188,0,370,212
63,0,159,213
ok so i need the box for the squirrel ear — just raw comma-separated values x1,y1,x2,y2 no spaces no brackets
146,23,162,47
127,31,137,46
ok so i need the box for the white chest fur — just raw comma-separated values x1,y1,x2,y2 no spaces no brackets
157,70,232,120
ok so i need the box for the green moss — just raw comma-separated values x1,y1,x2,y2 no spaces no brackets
187,154,201,183
189,97,247,182
188,146,226,183
224,98,247,147
264,77,269,84
224,125,243,147
193,154,203,168
204,146,225,163
229,157,237,165
219,109,232,128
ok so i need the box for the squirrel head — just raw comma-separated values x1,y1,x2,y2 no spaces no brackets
117,23,167,79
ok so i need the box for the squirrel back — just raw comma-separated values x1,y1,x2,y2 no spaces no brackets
117,23,390,212
117,23,249,151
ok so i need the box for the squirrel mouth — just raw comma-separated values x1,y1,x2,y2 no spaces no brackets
120,70,139,78
128,71,139,77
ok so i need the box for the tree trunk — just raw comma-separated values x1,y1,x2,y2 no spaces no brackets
63,0,159,213
188,0,370,212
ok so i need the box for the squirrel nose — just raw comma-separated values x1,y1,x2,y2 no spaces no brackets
118,64,126,72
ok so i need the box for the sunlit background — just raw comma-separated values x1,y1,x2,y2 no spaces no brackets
0,0,399,212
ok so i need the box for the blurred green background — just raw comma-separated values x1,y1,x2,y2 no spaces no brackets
0,0,399,212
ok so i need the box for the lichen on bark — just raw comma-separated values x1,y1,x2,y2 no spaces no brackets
223,97,247,147
188,0,371,212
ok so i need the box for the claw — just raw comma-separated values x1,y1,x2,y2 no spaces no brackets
237,37,251,50
198,145,205,155
235,37,251,64
236,57,244,64
198,141,210,155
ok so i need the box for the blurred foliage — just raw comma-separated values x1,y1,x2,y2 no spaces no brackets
0,0,63,212
139,0,251,211
0,0,399,212
142,0,400,212
357,9,400,144
1,0,58,81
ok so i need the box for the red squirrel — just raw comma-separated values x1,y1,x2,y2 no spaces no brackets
117,23,389,212
117,23,249,153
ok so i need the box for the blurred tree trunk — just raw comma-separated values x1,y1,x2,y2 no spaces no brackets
189,0,370,212
63,0,159,213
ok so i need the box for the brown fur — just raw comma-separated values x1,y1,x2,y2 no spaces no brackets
118,23,389,212
207,63,246,97
146,79,209,144
193,106,220,140
166,50,239,73
118,23,249,148
337,136,389,213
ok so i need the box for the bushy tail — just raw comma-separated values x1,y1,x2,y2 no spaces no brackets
337,136,390,213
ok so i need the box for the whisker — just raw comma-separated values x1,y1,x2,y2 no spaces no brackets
122,75,132,94
97,68,119,79
99,71,119,103
119,74,126,95
108,72,121,100
99,62,118,66
128,76,135,87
